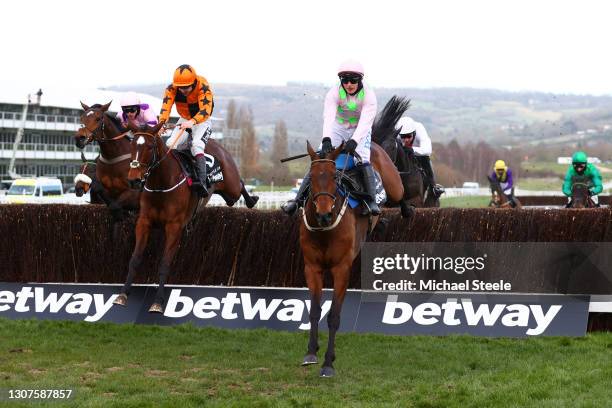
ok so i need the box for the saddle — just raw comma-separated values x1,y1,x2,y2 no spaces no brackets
171,149,224,188
334,154,386,209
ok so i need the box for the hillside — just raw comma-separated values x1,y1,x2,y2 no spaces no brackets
112,83,612,153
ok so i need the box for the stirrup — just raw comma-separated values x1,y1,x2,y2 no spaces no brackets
362,201,381,216
193,179,209,198
281,200,299,215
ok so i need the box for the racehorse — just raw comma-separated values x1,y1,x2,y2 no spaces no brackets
372,96,432,209
76,102,139,219
113,122,259,312
568,179,597,208
488,175,522,208
300,141,403,377
74,154,105,204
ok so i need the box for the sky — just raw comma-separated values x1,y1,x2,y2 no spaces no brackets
1,0,611,95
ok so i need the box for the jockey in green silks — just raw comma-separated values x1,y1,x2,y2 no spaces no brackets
562,151,603,200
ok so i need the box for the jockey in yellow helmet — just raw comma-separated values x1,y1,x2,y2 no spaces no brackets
490,160,517,207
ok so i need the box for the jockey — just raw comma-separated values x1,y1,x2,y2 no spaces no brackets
491,160,517,207
395,116,444,198
562,151,602,202
282,59,380,215
116,92,158,129
159,64,214,197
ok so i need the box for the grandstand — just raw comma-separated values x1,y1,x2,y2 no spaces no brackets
0,86,240,187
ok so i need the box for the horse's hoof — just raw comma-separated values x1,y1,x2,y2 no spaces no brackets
148,303,164,313
247,196,259,209
302,354,318,366
319,366,335,378
113,293,128,306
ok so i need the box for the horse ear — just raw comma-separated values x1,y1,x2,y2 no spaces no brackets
328,142,345,161
149,122,164,135
306,141,318,161
80,101,90,111
100,101,112,112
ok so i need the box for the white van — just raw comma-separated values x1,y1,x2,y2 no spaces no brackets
3,177,64,204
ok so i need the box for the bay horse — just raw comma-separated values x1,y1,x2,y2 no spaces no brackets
114,122,259,312
372,96,431,210
76,101,139,219
568,178,597,208
300,141,403,377
74,153,105,204
488,176,522,208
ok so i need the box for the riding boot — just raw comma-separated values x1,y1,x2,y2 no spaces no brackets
420,156,444,198
358,163,381,216
195,154,209,198
281,174,311,215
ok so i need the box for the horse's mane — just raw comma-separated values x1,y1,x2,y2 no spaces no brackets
90,104,127,132
371,96,411,145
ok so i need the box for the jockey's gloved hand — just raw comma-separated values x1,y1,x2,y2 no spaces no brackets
344,139,358,154
321,137,333,155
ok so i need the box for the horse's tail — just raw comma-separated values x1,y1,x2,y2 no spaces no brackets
371,96,411,145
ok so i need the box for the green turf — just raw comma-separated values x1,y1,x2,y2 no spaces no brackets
1,318,610,407
440,196,491,208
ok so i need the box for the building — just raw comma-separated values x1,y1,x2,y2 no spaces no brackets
0,85,240,187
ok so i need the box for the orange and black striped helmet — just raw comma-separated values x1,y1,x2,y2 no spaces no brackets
172,64,197,87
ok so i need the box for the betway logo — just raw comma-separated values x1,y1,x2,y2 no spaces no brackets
165,289,331,330
0,287,116,322
382,295,562,335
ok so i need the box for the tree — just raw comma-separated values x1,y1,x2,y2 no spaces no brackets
270,120,290,184
239,105,260,178
225,99,239,130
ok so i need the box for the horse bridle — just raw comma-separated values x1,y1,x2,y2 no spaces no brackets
129,133,160,184
302,157,352,232
309,159,341,211
129,133,188,193
80,109,130,146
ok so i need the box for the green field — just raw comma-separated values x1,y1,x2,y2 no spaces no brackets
2,319,611,407
440,196,490,208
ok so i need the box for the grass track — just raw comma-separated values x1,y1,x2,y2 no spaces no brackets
1,318,611,407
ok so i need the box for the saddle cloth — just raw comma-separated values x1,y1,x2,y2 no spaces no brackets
334,154,386,209
172,149,224,187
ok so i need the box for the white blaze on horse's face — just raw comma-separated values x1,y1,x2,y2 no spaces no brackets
86,110,95,116
137,136,145,145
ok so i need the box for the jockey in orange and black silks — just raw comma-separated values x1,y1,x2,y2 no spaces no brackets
159,64,214,197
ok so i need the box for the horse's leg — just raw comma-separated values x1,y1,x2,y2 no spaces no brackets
302,263,323,366
240,180,259,209
150,222,183,313
320,262,350,378
114,217,151,306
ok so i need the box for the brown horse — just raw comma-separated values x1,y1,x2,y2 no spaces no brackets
568,180,597,208
74,154,105,204
76,102,139,219
300,141,403,377
114,123,258,312
488,176,522,208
